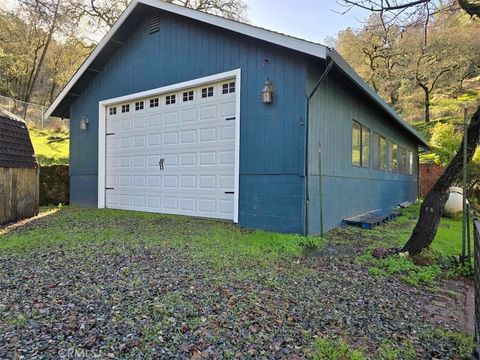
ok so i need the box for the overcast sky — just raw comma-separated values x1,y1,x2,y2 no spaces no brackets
0,0,370,45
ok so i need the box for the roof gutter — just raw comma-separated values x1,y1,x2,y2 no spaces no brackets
304,57,334,236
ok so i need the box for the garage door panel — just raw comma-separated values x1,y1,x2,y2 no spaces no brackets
133,116,146,129
148,114,162,128
180,108,196,123
105,78,237,220
133,155,146,168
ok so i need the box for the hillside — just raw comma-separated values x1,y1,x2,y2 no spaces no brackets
30,128,69,166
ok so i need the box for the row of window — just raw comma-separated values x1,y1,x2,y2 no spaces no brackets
352,120,414,175
108,82,235,116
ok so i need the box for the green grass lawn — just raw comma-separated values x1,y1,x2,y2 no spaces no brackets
340,203,475,287
29,128,69,165
0,206,322,268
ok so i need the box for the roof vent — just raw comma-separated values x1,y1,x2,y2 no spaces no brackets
149,15,160,34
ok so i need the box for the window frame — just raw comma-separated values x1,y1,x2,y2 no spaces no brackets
351,120,370,168
388,141,398,173
222,81,236,94
182,90,194,102
135,101,144,111
407,149,414,176
150,98,159,108
373,132,387,171
165,94,176,105
399,146,407,174
201,86,214,98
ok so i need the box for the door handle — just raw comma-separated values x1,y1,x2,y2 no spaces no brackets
159,158,164,170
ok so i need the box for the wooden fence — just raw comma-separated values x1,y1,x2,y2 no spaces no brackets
0,167,39,224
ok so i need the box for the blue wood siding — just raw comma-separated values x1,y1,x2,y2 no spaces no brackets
69,11,308,233
307,62,418,234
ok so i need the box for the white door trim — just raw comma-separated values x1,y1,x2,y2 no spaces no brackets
97,69,241,223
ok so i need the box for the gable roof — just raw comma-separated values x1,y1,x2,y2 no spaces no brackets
0,109,38,169
45,0,427,147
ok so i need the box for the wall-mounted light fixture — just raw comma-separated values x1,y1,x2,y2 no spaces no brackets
262,78,274,104
79,116,89,130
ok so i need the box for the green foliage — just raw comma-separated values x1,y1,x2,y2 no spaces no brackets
350,203,472,285
424,328,475,358
312,337,419,360
29,128,69,165
377,339,416,360
429,122,462,165
313,338,365,360
363,252,441,287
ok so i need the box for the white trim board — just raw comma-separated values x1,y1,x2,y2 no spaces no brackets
44,0,326,119
97,69,241,223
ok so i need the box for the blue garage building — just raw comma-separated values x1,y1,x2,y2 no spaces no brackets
45,0,427,235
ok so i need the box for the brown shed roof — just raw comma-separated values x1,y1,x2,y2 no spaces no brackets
0,109,38,169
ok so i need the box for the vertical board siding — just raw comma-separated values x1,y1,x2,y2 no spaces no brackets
307,61,419,234
70,12,308,233
0,168,39,224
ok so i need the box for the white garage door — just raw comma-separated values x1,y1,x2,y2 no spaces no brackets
103,77,237,220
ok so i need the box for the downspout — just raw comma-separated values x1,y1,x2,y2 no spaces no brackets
304,56,334,236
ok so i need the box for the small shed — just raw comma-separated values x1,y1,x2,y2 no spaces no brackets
0,109,39,224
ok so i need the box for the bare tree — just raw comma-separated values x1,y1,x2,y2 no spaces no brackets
339,0,480,254
72,0,247,38
21,0,61,110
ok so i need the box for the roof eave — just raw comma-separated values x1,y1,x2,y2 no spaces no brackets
327,49,429,148
45,0,328,119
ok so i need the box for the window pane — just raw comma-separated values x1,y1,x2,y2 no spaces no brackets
400,147,407,174
373,133,380,170
379,136,386,171
352,121,361,166
361,127,370,168
389,142,398,172
407,149,414,175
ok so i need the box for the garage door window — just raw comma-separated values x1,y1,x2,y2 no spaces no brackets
109,107,117,115
150,98,159,108
166,95,176,105
202,87,214,98
121,104,130,113
135,101,144,111
183,91,194,102
222,82,235,94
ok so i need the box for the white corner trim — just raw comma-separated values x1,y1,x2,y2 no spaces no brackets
45,0,327,119
233,70,241,223
97,103,106,209
97,69,242,223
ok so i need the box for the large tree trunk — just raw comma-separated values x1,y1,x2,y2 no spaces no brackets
419,83,431,123
402,106,480,255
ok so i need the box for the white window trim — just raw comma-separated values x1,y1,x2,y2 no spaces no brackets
97,69,241,223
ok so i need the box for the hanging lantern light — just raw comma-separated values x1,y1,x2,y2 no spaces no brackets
262,78,274,104
79,116,89,130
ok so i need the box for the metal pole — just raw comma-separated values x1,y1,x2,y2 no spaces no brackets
467,204,472,274
318,144,323,237
462,106,468,263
